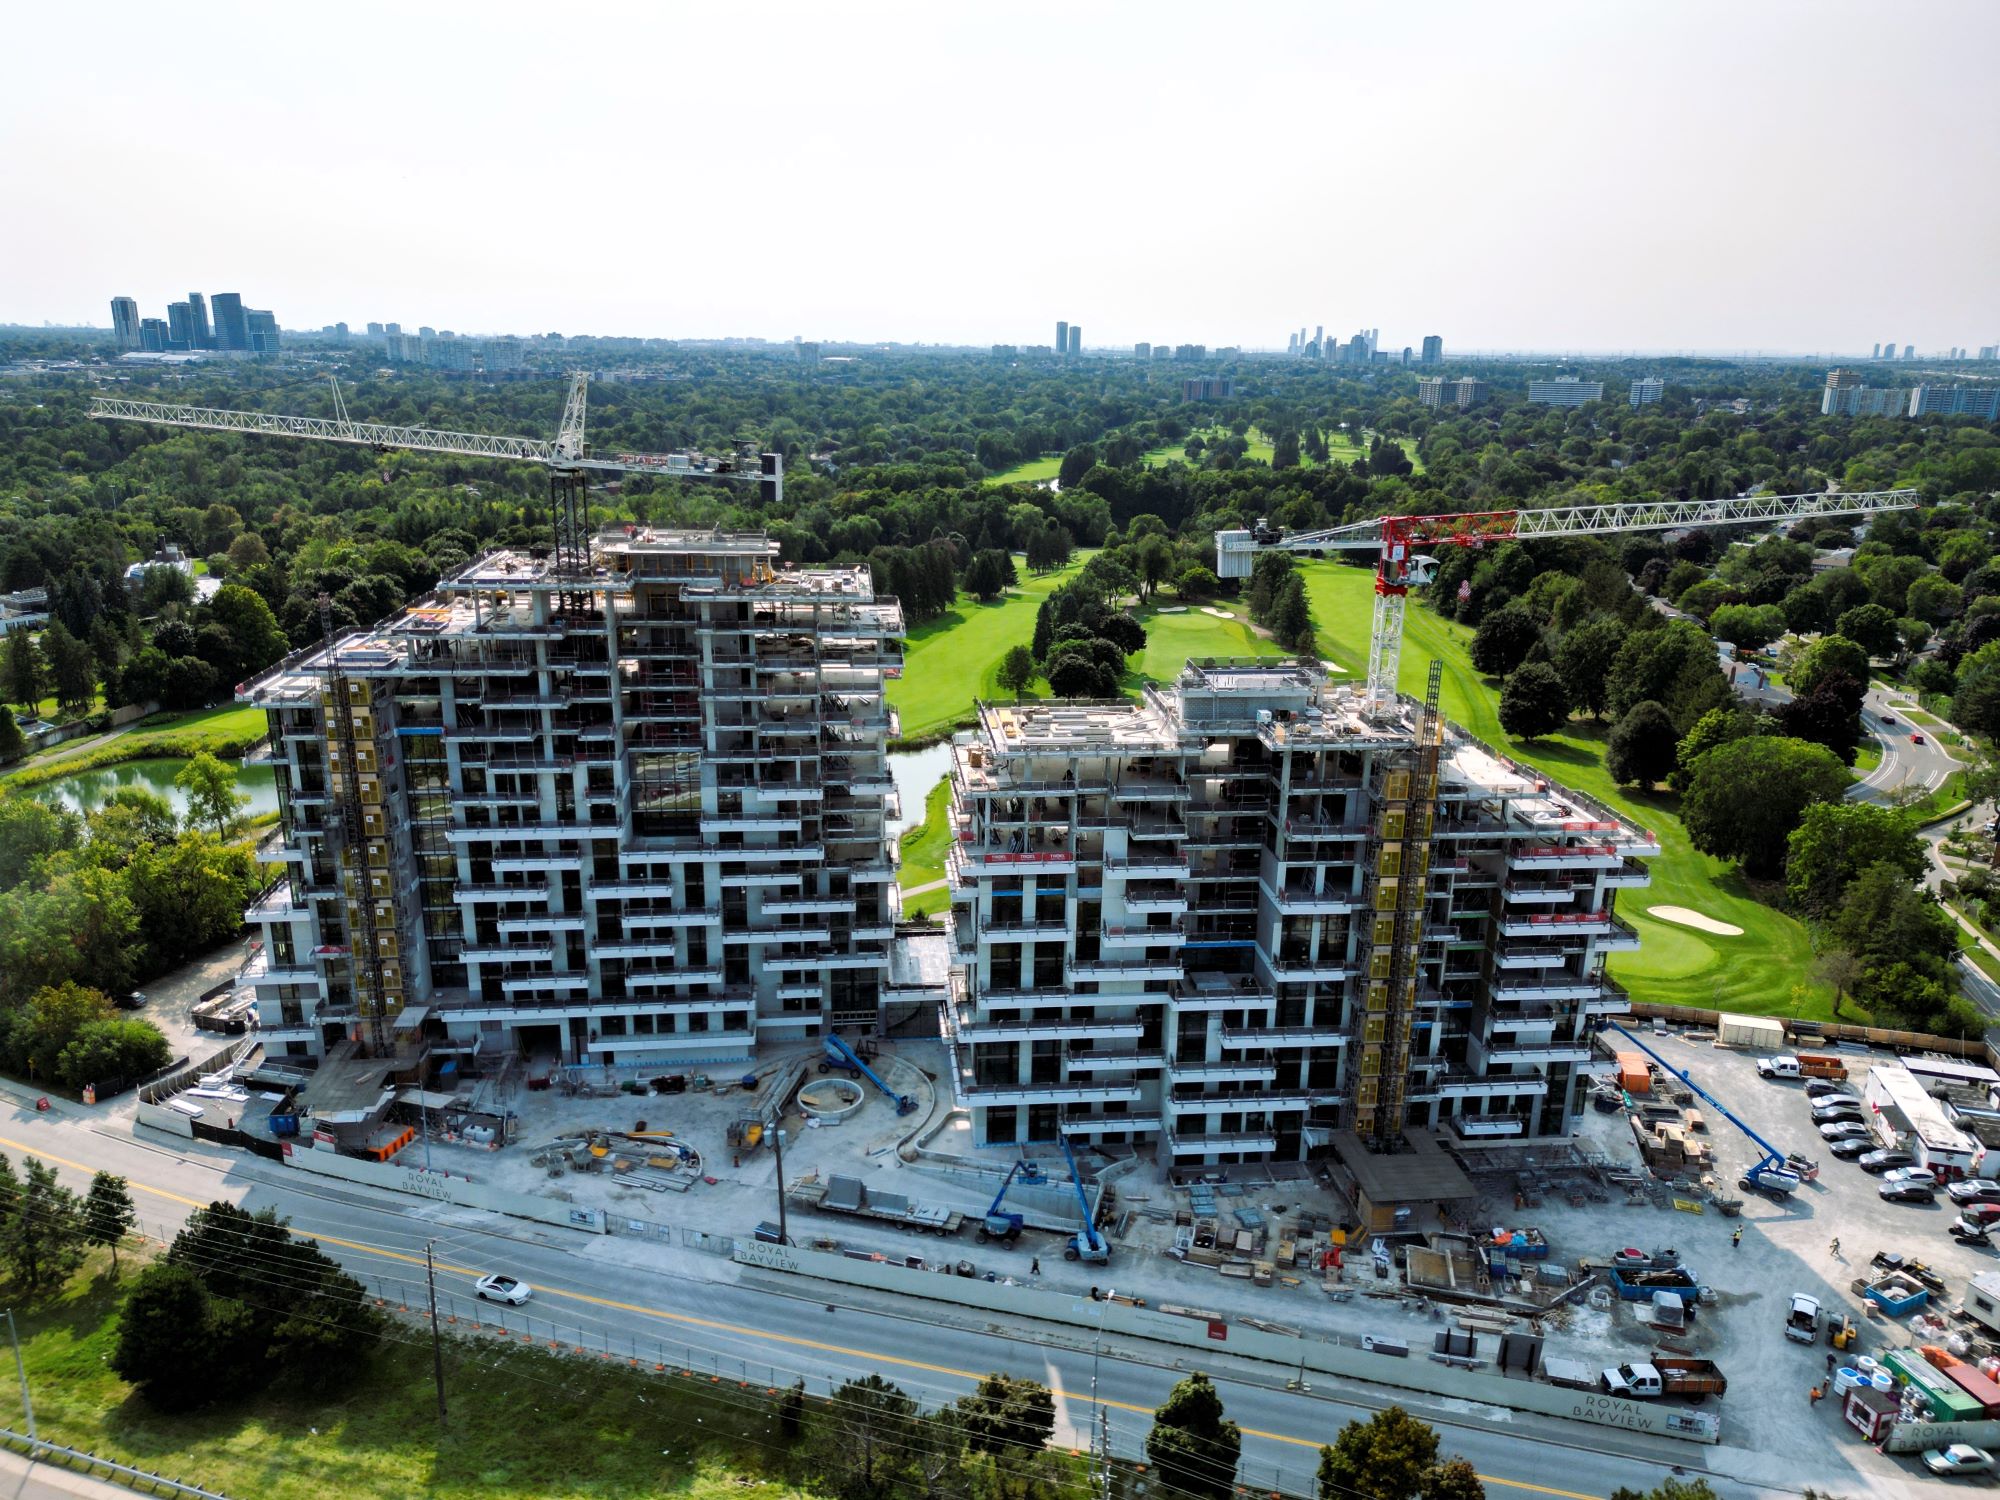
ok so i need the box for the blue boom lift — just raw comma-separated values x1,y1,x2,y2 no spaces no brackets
1057,1133,1111,1264
820,1034,917,1116
978,1160,1046,1244
1606,1023,1802,1198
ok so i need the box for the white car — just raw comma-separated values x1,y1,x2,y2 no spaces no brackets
474,1273,532,1305
1922,1444,1994,1477
1883,1167,1939,1187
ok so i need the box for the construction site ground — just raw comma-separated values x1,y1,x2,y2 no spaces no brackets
102,946,1998,1492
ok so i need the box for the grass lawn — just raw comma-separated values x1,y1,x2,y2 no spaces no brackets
1124,604,1288,687
5,1252,812,1500
1902,708,1943,727
1954,916,2000,987
23,690,108,724
896,778,953,918
982,453,1063,486
1902,770,1971,825
1854,743,1882,773
887,554,1089,742
4,703,271,788
1300,561,1849,1021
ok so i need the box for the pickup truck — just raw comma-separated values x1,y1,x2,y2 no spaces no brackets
1759,1053,1849,1081
1785,1293,1822,1344
1600,1356,1728,1402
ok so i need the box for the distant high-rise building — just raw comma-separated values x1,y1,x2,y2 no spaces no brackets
210,293,249,351
1068,325,1082,355
366,322,385,336
1417,377,1445,409
244,308,280,356
1822,370,1907,416
1152,344,1171,360
1369,327,1380,354
1903,345,1915,360
1871,343,1882,360
1528,378,1604,406
167,301,194,350
419,326,436,339
1981,347,1999,361
187,293,212,349
138,318,169,353
110,297,140,351
1314,325,1324,350
1134,342,1151,359
386,322,402,336
1420,335,1443,365
1055,320,1068,355
1182,378,1235,402
1288,332,1298,354
1629,377,1665,408
1909,385,2000,420
1344,333,1368,362
1451,378,1488,409
333,322,349,340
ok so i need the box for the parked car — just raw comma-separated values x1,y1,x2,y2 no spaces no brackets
1880,1181,1937,1204
115,990,147,1010
1829,1137,1875,1159
1812,1105,1866,1127
1960,1203,2000,1225
1922,1444,1993,1477
1859,1149,1916,1173
474,1274,532,1305
1884,1167,1940,1187
1948,1179,2000,1205
1805,1079,1854,1100
1819,1121,1872,1141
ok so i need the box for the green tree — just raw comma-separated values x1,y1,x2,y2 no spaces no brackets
3,1156,86,1295
4,630,44,711
1785,802,1924,917
0,866,141,1003
1498,662,1570,739
176,752,249,838
0,798,81,890
1175,565,1219,602
1790,634,1870,696
0,710,21,765
808,1374,925,1500
1316,1406,1483,1500
57,1018,171,1092
1681,736,1851,877
1605,700,1678,788
1135,534,1177,599
955,1372,1056,1457
1469,602,1541,677
996,645,1038,698
6,981,114,1084
1707,603,1785,651
1835,603,1899,658
1268,573,1315,653
1672,706,1755,789
1552,614,1625,718
40,622,96,717
1145,1372,1241,1500
1272,429,1301,469
1609,1479,1721,1500
205,584,289,678
82,1171,137,1269
110,1264,237,1411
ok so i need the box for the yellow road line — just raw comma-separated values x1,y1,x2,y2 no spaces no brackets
1,1132,1602,1499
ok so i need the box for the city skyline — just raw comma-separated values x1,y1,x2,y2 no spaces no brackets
5,2,1995,350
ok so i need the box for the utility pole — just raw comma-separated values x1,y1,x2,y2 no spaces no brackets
773,1128,788,1245
423,1242,447,1424
5,1310,34,1447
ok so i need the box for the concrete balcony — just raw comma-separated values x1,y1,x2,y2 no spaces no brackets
1492,944,1583,970
1059,1113,1163,1137
1473,1038,1593,1067
497,914,587,934
593,939,680,961
464,944,556,965
1066,1049,1166,1073
1501,879,1583,905
491,852,585,873
1267,881,1356,916
499,973,592,996
1172,977,1276,1011
1068,955,1184,982
700,814,804,836
724,925,831,947
1492,975,1604,1004
1506,842,1626,871
764,950,889,972
1105,853,1191,877
1163,1127,1280,1157
956,1077,1144,1107
1123,886,1189,914
1221,1024,1348,1047
1268,952,1350,983
1597,917,1642,952
949,846,1078,879
1450,1114,1529,1139
979,920,1071,942
1427,1072,1550,1100
1602,859,1652,888
1498,908,1614,939
1101,924,1185,949
1168,1056,1277,1084
1110,780,1190,803
1581,992,1633,1017
953,1012,1147,1044
1168,1089,1310,1113
760,896,856,917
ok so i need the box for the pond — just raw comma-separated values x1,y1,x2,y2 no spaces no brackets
31,757,280,823
888,741,954,836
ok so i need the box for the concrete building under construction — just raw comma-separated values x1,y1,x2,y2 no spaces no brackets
236,529,905,1082
941,661,1656,1167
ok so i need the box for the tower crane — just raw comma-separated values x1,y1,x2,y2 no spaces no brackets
1215,488,1920,716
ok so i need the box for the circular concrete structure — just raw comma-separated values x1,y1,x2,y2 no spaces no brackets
799,1077,865,1122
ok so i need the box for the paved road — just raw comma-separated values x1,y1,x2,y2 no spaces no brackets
0,1096,1830,1500
1727,665,1958,805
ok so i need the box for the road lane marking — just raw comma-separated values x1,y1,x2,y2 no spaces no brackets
0,1132,1605,1498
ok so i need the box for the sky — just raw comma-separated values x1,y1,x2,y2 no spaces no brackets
5,0,1997,353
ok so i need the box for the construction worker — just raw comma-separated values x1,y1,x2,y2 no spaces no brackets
1829,1237,1840,1258
1809,1384,1824,1406
1732,1227,1743,1249
1030,1256,1041,1276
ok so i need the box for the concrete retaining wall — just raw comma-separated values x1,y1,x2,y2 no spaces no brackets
730,1240,1717,1446
134,1100,195,1138
279,1141,607,1234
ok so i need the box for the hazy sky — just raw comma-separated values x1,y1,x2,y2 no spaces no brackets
6,1,1996,352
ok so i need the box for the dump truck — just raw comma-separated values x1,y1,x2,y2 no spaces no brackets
1599,1356,1727,1402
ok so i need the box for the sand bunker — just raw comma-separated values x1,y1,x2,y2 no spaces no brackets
1648,905,1744,937
1201,606,1235,619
